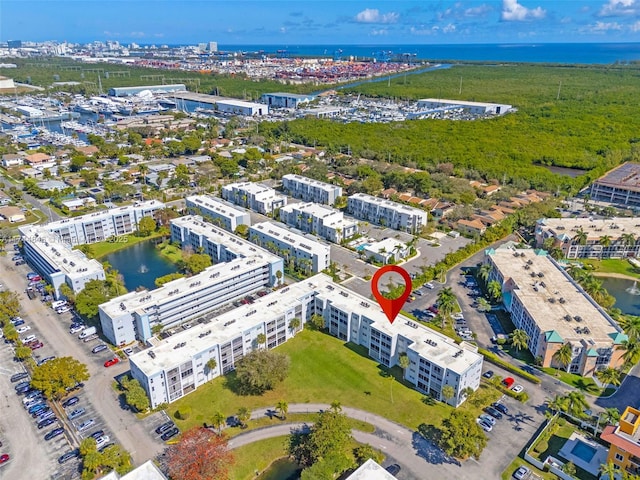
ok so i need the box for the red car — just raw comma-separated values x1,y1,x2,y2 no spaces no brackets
427,305,439,314
29,341,44,350
502,377,515,389
104,358,120,368
0,454,9,464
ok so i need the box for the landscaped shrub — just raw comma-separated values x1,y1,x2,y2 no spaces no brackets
478,348,541,384
534,440,548,454
175,406,192,420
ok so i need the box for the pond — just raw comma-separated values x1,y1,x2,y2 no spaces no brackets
103,239,178,291
599,276,640,316
540,165,588,178
257,458,301,480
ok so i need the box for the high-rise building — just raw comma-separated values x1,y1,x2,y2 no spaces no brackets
208,41,218,52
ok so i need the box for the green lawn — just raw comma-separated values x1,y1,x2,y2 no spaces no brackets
539,368,602,396
581,259,640,279
170,329,501,433
156,241,183,264
230,436,290,480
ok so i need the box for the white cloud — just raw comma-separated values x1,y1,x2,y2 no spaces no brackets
355,8,399,24
370,28,388,36
599,0,638,17
631,20,640,30
465,4,493,17
409,26,434,36
501,0,546,21
586,21,623,32
442,23,457,33
130,32,146,38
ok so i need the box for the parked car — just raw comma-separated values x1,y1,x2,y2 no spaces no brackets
98,443,115,452
476,418,493,432
89,430,105,440
482,370,494,379
10,372,29,383
413,290,423,296
427,305,439,314
484,406,503,420
15,384,32,395
104,358,120,368
36,410,56,422
15,260,25,266
479,413,496,426
386,464,401,475
69,325,84,334
425,282,435,289
67,408,85,420
123,347,134,356
21,335,37,344
77,419,95,432
58,450,79,464
0,454,9,465
38,417,58,429
28,403,48,415
29,341,44,350
11,319,24,327
44,428,64,441
92,344,108,354
14,381,31,391
492,402,509,415
56,307,71,314
502,377,515,389
513,466,531,480
32,407,50,418
95,435,111,449
37,356,56,366
161,427,180,441
16,325,31,334
512,385,524,394
155,421,175,435
62,397,80,408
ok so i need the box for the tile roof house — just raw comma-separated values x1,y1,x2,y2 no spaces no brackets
24,152,51,165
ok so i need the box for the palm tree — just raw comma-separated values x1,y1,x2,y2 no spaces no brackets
437,287,457,319
564,391,590,418
205,358,217,376
603,407,621,426
511,329,529,352
545,394,567,414
618,338,640,366
256,333,266,349
138,163,148,185
478,263,492,284
237,407,250,428
211,411,225,434
619,315,640,341
275,400,288,420
599,461,618,480
330,401,342,413
487,280,502,303
441,385,455,404
289,318,301,336
552,343,573,374
599,235,612,247
596,367,622,388
398,353,410,378
573,228,588,246
477,297,491,312
622,232,636,249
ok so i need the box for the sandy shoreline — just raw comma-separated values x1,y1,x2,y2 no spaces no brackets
592,272,640,282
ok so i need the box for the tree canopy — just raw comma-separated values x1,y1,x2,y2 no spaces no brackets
31,356,90,400
79,438,132,479
234,348,290,395
438,410,487,459
166,427,234,480
75,279,121,319
137,216,157,236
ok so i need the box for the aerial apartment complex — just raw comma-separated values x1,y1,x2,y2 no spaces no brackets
98,216,283,346
279,202,358,244
249,221,330,273
185,195,250,232
130,273,483,409
43,200,165,246
590,162,640,207
484,247,627,376
347,193,427,233
19,225,105,298
535,217,640,259
281,174,343,205
600,406,640,476
221,182,287,215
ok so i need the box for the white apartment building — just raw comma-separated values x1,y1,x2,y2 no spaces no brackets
347,193,427,233
99,216,283,346
19,225,105,299
221,182,287,215
282,174,343,205
535,217,640,259
485,247,626,376
249,222,330,273
185,195,250,232
279,202,358,244
130,273,482,409
44,200,165,245
362,238,410,264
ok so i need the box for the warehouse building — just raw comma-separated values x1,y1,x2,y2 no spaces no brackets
282,174,342,205
249,221,330,273
19,225,105,299
347,193,427,233
535,217,640,259
99,216,283,346
484,247,627,376
279,202,358,244
261,92,316,108
43,200,164,245
130,273,483,408
221,182,287,215
417,98,512,115
186,195,250,232
590,162,640,207
215,99,268,116
108,84,186,97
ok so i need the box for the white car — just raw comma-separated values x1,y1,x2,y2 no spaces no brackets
479,413,496,426
425,283,435,289
21,335,37,344
512,385,524,394
56,307,71,314
123,347,134,356
452,313,464,320
95,435,110,449
513,466,530,480
476,417,493,432
16,325,31,334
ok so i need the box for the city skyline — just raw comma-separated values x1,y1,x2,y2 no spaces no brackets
2,0,640,45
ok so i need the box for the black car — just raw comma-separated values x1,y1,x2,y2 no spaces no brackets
155,421,175,435
492,402,509,415
15,384,32,394
45,427,64,441
14,381,31,390
57,450,79,464
65,382,84,392
386,464,401,476
10,372,29,383
482,370,494,379
89,430,105,440
38,417,57,429
32,407,51,418
62,396,80,408
484,406,503,420
161,427,180,441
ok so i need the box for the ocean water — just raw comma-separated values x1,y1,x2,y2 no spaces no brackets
219,43,640,65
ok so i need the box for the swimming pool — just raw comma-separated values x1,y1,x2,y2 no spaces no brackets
356,243,371,252
571,440,597,463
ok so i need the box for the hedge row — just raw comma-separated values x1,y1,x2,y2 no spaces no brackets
478,347,541,384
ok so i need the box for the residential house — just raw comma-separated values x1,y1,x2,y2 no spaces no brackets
600,406,640,477
0,206,25,223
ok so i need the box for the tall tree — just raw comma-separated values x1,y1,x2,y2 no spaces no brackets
487,280,502,302
439,410,487,459
166,427,234,480
137,216,157,236
618,338,640,366
573,228,587,246
236,407,250,428
441,385,455,403
477,263,491,284
437,287,457,319
276,400,289,420
511,329,529,352
596,368,622,388
552,343,573,374
31,357,90,400
234,349,290,395
563,391,590,418
398,353,410,378
211,411,225,434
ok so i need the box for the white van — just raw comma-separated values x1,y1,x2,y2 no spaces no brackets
52,300,67,310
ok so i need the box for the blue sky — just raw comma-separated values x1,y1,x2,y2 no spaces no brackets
3,0,640,45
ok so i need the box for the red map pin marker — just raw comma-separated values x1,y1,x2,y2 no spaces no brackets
371,265,412,325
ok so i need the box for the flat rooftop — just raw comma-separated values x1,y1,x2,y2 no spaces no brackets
250,222,330,255
594,162,640,192
418,98,511,108
488,248,620,345
216,98,264,109
224,182,283,198
281,202,340,219
131,273,481,377
186,195,248,219
537,217,640,241
263,92,314,100
350,192,427,216
20,225,103,277
46,200,163,230
283,174,341,192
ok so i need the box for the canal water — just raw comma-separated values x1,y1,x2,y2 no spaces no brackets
103,239,178,291
257,458,300,480
599,276,640,316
